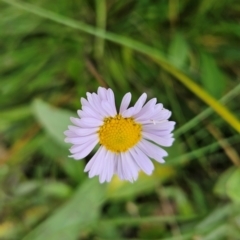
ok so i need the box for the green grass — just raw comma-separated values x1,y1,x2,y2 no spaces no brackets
1,0,240,239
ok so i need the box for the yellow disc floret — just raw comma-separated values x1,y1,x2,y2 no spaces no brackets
98,115,142,153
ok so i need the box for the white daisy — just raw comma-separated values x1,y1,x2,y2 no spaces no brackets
64,87,175,183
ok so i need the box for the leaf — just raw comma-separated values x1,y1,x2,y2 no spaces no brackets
161,187,195,216
40,136,85,183
32,99,75,147
196,204,231,233
23,179,106,240
41,181,73,199
202,224,228,240
214,167,236,197
226,168,240,203
200,52,226,98
168,33,189,68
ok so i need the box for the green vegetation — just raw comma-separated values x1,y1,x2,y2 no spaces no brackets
1,0,240,239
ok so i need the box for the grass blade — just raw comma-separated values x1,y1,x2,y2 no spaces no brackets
2,0,240,132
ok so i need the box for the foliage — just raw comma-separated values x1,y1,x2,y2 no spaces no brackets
0,0,240,239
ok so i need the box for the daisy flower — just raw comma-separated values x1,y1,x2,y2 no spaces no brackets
64,87,175,183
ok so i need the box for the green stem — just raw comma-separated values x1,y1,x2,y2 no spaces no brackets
101,214,200,226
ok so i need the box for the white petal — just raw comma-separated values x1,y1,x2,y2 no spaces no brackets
64,130,78,137
106,152,115,182
129,147,154,175
119,155,129,180
77,110,88,118
70,139,96,154
99,150,115,183
134,98,156,117
86,92,94,105
101,101,116,117
70,117,84,127
107,89,117,114
119,153,131,181
70,117,99,128
142,131,174,147
122,107,134,118
87,93,106,117
79,118,103,127
133,93,147,115
82,106,103,120
81,97,90,107
134,98,157,120
69,138,98,160
89,147,107,178
99,157,108,183
121,152,139,182
84,146,102,172
107,88,114,102
143,98,157,109
68,126,98,136
153,109,172,121
135,109,154,122
119,92,131,114
143,121,175,131
137,139,167,163
92,93,109,116
65,133,97,144
116,154,124,180
146,129,174,137
98,87,108,100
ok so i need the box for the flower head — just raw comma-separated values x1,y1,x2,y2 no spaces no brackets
64,87,175,183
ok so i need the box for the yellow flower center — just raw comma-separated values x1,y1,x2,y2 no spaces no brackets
98,115,142,153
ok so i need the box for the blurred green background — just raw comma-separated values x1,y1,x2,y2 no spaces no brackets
1,0,240,239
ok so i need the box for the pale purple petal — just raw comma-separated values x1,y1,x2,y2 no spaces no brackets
99,150,115,183
70,117,84,127
86,146,106,177
153,109,172,121
84,146,103,172
69,139,96,154
107,89,117,114
119,92,131,114
119,152,132,181
135,109,154,122
64,130,78,137
137,139,167,163
121,152,139,181
122,107,135,118
143,121,175,131
145,129,173,137
98,87,108,100
134,98,156,119
80,97,91,107
106,152,115,182
133,93,147,115
77,110,88,118
78,118,103,127
116,154,124,180
65,133,97,144
69,138,98,160
129,147,154,175
86,93,105,117
82,106,103,120
101,101,116,117
142,131,174,147
92,93,109,116
68,126,98,136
